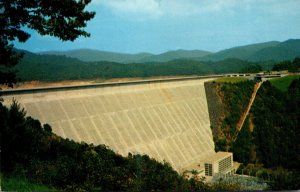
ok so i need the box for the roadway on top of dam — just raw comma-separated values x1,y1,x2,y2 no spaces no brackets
1,75,224,95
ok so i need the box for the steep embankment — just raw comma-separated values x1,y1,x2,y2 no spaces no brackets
205,78,256,151
233,82,262,142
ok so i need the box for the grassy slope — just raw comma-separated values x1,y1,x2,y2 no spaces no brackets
1,176,56,191
269,75,300,92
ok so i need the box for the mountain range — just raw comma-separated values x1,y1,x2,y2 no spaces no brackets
40,39,300,63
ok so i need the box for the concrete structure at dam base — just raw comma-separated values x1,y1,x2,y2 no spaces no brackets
2,76,239,181
183,151,240,182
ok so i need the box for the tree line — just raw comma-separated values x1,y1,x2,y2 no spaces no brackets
272,57,300,72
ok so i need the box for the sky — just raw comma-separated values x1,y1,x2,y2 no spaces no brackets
14,0,300,54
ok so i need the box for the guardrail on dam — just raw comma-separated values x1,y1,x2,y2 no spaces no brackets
2,76,223,172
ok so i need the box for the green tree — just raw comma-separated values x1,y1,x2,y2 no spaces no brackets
0,0,95,87
232,117,252,164
272,57,300,72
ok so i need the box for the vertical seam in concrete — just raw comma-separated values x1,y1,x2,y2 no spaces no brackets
33,102,46,124
140,109,160,140
157,105,176,137
79,118,93,143
149,106,170,137
153,106,174,136
68,119,82,141
90,116,105,145
107,114,130,152
115,111,135,149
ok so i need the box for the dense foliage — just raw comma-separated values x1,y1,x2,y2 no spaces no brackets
206,59,260,74
208,78,300,190
272,57,300,72
232,79,300,190
240,64,262,73
232,117,253,164
2,176,56,191
251,80,300,169
0,101,211,191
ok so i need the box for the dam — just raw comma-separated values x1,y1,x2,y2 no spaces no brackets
2,76,237,175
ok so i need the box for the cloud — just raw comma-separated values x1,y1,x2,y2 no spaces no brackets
91,0,300,20
94,0,243,18
261,0,300,15
93,0,163,19
160,0,238,16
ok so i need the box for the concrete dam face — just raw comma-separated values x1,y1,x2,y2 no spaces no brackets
3,78,216,172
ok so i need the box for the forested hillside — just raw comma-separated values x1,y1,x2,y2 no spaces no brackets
272,57,300,72
16,51,260,82
235,79,300,189
248,39,300,62
41,49,154,63
207,78,300,190
42,49,211,63
200,39,300,62
201,41,279,61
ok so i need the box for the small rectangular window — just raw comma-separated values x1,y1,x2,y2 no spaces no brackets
205,163,212,176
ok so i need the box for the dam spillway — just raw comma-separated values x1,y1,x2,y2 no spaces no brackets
2,77,217,172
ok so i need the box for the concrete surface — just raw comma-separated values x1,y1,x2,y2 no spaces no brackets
3,78,216,171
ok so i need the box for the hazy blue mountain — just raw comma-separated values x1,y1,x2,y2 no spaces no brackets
200,41,280,61
137,49,212,63
41,49,211,63
21,50,82,64
200,39,300,62
248,39,300,61
39,39,300,63
41,49,154,63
